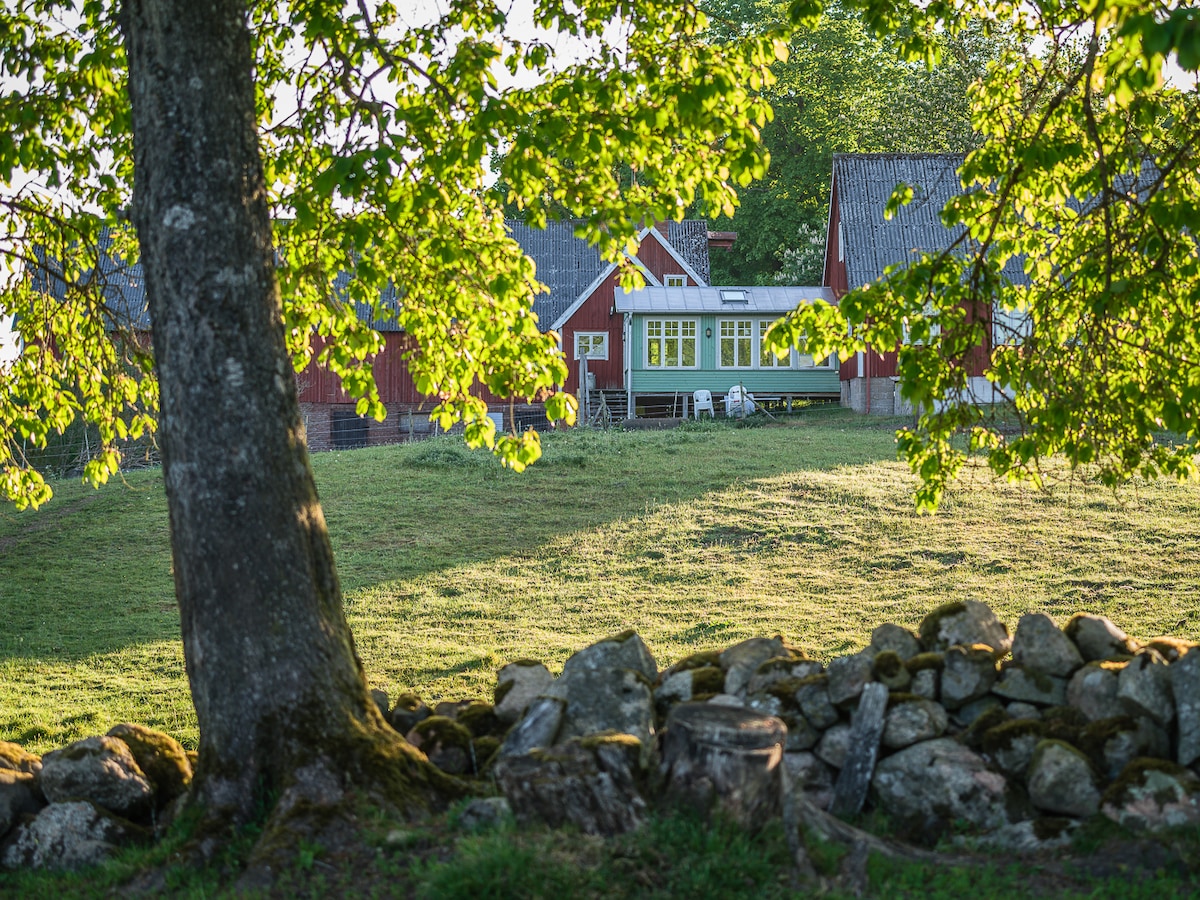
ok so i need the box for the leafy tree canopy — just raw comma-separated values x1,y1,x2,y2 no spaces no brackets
769,0,1200,509
0,0,785,507
702,0,1010,284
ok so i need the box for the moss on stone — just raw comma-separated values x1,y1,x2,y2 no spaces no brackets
961,706,1011,751
1041,705,1088,744
579,731,643,751
1030,738,1097,777
795,672,830,687
472,736,502,772
107,722,193,804
493,679,516,706
756,655,803,675
1077,716,1140,766
885,692,925,708
669,650,723,674
1143,637,1197,662
457,702,503,738
393,692,424,713
905,652,945,674
981,719,1046,756
691,692,717,703
872,650,905,680
765,676,806,701
1032,817,1074,841
409,716,473,751
686,666,725,696
1102,757,1200,808
605,629,639,644
0,740,40,773
918,601,968,649
508,658,545,667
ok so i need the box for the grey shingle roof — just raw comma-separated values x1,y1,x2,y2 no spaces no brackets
833,153,1028,288
33,220,713,334
505,220,608,327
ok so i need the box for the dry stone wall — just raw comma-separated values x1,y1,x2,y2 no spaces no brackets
4,602,1200,872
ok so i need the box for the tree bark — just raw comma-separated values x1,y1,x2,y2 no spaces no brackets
121,0,457,853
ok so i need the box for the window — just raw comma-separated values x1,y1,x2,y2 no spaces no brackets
719,289,749,304
645,319,697,368
331,408,368,449
664,274,686,287
759,320,790,368
720,319,754,367
574,332,608,360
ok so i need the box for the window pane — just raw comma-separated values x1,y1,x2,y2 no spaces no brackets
665,338,678,364
682,338,695,367
737,337,751,366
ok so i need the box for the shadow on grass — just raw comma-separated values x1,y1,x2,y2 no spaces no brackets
0,413,902,664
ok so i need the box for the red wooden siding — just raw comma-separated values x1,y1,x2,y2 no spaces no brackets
558,269,624,393
636,236,692,284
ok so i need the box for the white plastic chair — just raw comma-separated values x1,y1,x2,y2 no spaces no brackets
692,389,715,418
724,385,756,417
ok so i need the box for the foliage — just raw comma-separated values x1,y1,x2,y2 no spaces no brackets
769,0,1200,509
0,0,787,506
702,0,1004,285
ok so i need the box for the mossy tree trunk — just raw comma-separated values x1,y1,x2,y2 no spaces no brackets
121,0,456,856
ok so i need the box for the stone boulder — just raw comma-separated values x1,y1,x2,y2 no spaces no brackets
1171,649,1200,766
746,656,823,694
1064,614,1136,661
498,697,565,759
881,696,948,750
1027,740,1101,817
105,724,192,809
784,751,835,810
655,666,725,708
560,630,657,683
991,664,1067,707
39,736,154,820
1078,716,1169,781
1117,649,1174,727
869,623,921,661
0,770,44,840
872,738,1016,836
871,651,912,691
940,644,997,709
918,601,1011,658
815,723,853,770
795,675,840,730
0,742,41,777
981,720,1045,779
0,801,147,871
719,637,785,697
1102,760,1200,832
405,716,475,775
1066,662,1122,722
388,693,431,736
1011,614,1084,677
548,666,655,766
826,652,873,707
494,661,554,725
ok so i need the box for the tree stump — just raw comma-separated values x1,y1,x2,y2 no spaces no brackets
660,702,787,829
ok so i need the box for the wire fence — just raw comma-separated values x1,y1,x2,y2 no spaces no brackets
12,397,844,480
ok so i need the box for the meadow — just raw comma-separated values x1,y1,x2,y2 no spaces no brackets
2,408,1198,755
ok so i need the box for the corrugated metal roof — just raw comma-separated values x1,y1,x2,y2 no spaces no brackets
832,153,1029,289
615,285,834,314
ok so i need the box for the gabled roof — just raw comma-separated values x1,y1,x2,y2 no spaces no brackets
505,220,608,328
615,285,834,315
30,232,151,331
830,153,1027,287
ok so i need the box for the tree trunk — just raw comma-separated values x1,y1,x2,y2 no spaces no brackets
121,0,456,857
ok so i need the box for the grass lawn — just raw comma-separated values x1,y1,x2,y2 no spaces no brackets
2,408,1199,755
3,407,1200,897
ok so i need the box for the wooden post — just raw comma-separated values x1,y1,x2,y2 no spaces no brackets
830,682,888,818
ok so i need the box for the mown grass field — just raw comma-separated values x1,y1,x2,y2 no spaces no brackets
4,408,1200,897
3,408,1199,755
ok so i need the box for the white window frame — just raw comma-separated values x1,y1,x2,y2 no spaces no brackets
574,331,609,361
644,318,698,369
719,319,754,368
664,274,687,287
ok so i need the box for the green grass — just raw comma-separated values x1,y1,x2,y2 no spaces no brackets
2,408,1200,756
